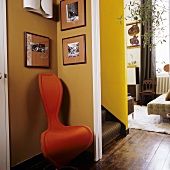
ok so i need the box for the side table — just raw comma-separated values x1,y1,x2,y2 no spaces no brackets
128,96,134,119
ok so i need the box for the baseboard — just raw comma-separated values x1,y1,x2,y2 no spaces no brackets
11,151,94,170
11,153,45,170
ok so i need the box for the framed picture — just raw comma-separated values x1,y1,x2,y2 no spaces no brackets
24,32,50,67
126,21,141,49
60,0,86,31
62,34,86,65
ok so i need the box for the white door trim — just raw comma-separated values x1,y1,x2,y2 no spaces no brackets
0,0,10,169
91,0,102,161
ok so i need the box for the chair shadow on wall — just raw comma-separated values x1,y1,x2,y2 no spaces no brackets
60,80,71,125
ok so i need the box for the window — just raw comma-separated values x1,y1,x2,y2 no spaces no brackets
156,0,169,76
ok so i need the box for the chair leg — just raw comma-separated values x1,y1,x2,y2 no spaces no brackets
152,94,155,100
140,95,142,106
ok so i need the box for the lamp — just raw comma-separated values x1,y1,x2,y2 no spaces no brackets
163,64,170,73
23,0,53,18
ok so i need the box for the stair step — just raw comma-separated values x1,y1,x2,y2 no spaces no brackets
102,121,121,147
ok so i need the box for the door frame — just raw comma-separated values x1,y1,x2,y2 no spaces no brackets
0,0,10,169
91,0,102,161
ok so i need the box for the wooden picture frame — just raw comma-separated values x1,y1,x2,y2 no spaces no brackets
62,34,86,65
60,0,86,31
126,21,141,49
24,32,50,67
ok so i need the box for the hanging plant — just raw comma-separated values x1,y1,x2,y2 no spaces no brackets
117,0,168,50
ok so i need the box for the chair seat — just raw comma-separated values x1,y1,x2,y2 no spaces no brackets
140,91,155,95
41,125,93,168
142,90,155,93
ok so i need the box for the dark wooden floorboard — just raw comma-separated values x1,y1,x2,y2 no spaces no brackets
90,129,170,170
21,129,170,170
146,135,170,170
162,151,170,170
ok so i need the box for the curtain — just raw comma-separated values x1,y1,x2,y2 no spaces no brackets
140,0,156,91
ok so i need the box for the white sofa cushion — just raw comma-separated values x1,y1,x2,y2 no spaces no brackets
147,93,170,117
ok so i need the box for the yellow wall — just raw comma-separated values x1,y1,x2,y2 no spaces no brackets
56,0,94,131
7,1,58,166
100,0,128,127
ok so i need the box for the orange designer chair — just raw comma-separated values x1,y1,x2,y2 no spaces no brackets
38,74,93,169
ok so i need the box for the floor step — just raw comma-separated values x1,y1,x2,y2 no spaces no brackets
102,109,121,147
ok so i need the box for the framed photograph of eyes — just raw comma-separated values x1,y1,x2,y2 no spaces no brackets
60,0,86,31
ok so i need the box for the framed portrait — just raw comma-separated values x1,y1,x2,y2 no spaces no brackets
24,32,50,67
126,21,141,49
60,0,86,31
62,34,86,65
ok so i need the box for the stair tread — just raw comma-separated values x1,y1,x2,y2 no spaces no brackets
102,121,121,147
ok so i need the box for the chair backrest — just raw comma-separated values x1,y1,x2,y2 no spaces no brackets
143,79,156,91
38,74,63,129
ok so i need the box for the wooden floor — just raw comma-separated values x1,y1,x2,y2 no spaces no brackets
91,129,170,170
23,129,170,170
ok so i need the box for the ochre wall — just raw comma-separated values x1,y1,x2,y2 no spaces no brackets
7,1,58,166
8,0,126,166
56,0,94,131
100,0,128,128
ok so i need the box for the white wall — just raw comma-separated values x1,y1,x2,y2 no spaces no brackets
125,0,141,68
125,0,141,101
155,1,169,76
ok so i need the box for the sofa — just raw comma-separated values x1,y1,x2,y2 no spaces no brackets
147,93,170,118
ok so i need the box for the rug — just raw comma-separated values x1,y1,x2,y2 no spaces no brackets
128,105,170,134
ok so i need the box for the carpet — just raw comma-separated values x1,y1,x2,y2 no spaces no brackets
128,105,170,134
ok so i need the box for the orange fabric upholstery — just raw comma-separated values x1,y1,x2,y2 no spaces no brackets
38,74,93,169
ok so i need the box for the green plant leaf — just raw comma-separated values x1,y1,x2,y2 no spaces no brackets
120,0,168,50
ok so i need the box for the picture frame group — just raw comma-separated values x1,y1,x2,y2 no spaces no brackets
60,0,86,31
62,34,86,65
24,32,50,67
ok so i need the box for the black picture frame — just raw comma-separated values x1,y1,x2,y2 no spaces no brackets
24,32,50,67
